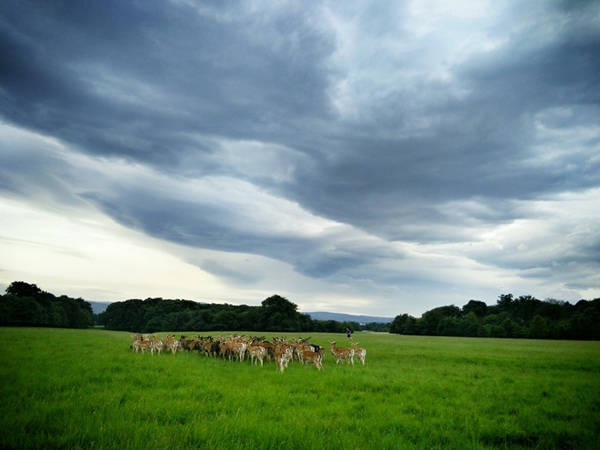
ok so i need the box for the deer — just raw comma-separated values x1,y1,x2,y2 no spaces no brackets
302,350,323,370
350,341,366,365
248,345,266,366
275,348,290,372
329,341,355,365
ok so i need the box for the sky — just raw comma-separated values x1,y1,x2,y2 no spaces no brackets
1,0,599,318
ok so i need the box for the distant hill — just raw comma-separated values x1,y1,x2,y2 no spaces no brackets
304,311,393,324
88,301,112,314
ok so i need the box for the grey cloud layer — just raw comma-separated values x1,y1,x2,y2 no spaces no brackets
0,1,335,157
1,0,599,309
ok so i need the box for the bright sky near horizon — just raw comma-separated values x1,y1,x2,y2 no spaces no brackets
1,0,599,317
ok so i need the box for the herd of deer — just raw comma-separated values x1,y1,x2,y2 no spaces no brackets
130,334,366,371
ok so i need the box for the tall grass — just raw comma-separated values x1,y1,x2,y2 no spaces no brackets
0,328,598,449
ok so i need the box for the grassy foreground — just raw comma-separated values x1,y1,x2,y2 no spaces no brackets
0,328,598,449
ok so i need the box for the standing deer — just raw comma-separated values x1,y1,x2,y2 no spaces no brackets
329,341,354,365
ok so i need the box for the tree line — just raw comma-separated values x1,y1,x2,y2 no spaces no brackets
390,294,600,340
98,294,383,333
3,281,597,340
0,281,384,333
0,281,94,328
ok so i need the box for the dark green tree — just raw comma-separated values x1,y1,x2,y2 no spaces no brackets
462,300,488,317
437,316,462,336
459,312,480,337
390,314,419,335
568,302,600,340
5,281,43,298
1,282,93,328
313,319,344,333
495,294,514,314
529,315,550,339
363,322,391,332
258,295,301,331
418,305,462,335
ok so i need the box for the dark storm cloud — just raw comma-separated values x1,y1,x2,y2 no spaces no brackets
3,0,597,203
280,6,600,242
0,0,335,165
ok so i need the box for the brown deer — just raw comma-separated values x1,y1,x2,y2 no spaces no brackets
329,341,355,365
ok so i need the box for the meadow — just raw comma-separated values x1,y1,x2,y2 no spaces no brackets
0,328,598,449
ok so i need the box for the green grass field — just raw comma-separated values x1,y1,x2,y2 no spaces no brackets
0,328,598,449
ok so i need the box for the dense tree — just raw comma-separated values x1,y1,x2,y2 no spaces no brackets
5,281,43,298
391,295,600,340
462,300,488,318
437,316,462,336
460,312,480,337
418,305,462,336
363,322,391,332
495,294,514,313
257,295,303,332
390,314,418,335
529,315,550,339
0,282,93,328
568,302,600,340
101,293,317,333
313,319,344,333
